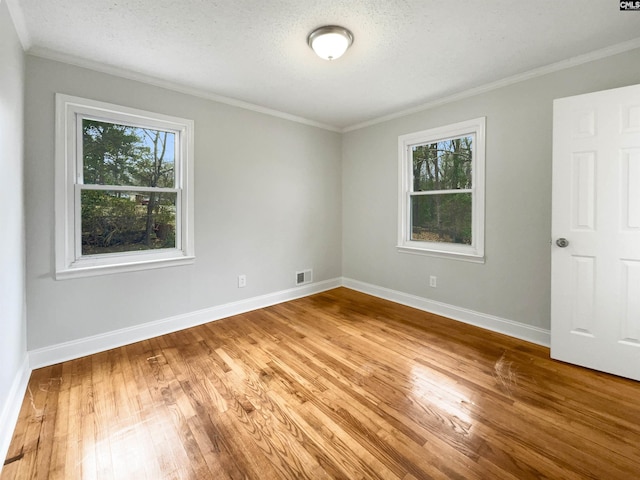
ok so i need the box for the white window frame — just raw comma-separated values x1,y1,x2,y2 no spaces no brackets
397,117,485,262
55,94,195,279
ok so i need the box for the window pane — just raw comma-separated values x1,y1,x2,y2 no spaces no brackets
411,193,472,245
81,190,177,255
82,119,175,188
412,135,473,191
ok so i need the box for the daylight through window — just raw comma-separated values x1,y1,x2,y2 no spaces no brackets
81,119,178,255
398,118,485,261
55,95,194,278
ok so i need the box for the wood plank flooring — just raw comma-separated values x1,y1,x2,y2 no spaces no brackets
3,287,640,479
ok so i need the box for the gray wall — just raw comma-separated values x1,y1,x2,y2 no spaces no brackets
18,37,640,349
342,47,640,330
0,0,27,431
25,57,342,350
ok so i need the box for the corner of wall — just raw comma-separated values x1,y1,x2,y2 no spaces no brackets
342,277,550,347
0,356,30,473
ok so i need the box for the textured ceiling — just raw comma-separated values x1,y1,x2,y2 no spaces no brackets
7,0,640,130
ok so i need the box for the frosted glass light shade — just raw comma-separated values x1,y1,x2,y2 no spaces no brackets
307,26,353,61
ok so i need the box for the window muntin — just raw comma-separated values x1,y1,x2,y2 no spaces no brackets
411,136,473,245
398,118,485,262
79,119,178,255
56,95,194,279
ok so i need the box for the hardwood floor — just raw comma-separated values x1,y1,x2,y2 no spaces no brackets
3,287,640,479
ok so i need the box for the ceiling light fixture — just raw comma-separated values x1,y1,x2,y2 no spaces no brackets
307,25,354,61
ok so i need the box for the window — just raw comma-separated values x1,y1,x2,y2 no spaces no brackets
55,94,194,279
398,117,485,262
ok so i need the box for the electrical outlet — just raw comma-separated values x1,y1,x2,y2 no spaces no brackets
429,275,437,288
238,274,247,288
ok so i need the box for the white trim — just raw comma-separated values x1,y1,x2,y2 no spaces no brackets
27,276,550,369
55,254,196,280
396,245,485,263
344,37,640,132
27,48,341,133
29,278,342,369
20,38,640,134
1,275,549,467
0,355,30,474
398,117,485,261
55,94,195,279
342,277,550,347
4,0,31,50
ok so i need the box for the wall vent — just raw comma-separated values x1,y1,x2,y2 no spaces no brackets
296,269,312,286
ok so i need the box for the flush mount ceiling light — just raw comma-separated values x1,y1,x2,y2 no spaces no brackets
307,25,354,61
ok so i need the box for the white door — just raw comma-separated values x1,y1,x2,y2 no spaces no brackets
551,84,640,381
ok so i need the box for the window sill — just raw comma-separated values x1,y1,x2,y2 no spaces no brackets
396,245,485,263
55,254,195,280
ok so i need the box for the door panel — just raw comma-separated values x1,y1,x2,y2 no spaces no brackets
552,84,640,381
623,149,640,228
570,255,595,336
621,261,640,344
571,152,596,230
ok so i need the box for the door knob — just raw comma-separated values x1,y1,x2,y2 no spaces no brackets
556,238,569,248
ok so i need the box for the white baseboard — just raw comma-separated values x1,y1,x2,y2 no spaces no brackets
29,276,549,370
342,277,550,347
7,275,547,473
0,355,30,473
29,278,342,369
4,275,549,475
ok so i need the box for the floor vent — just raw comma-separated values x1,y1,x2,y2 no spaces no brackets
296,269,312,286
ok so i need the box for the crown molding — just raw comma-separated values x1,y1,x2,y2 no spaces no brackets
14,13,640,136
27,46,342,133
4,0,31,49
343,37,640,132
